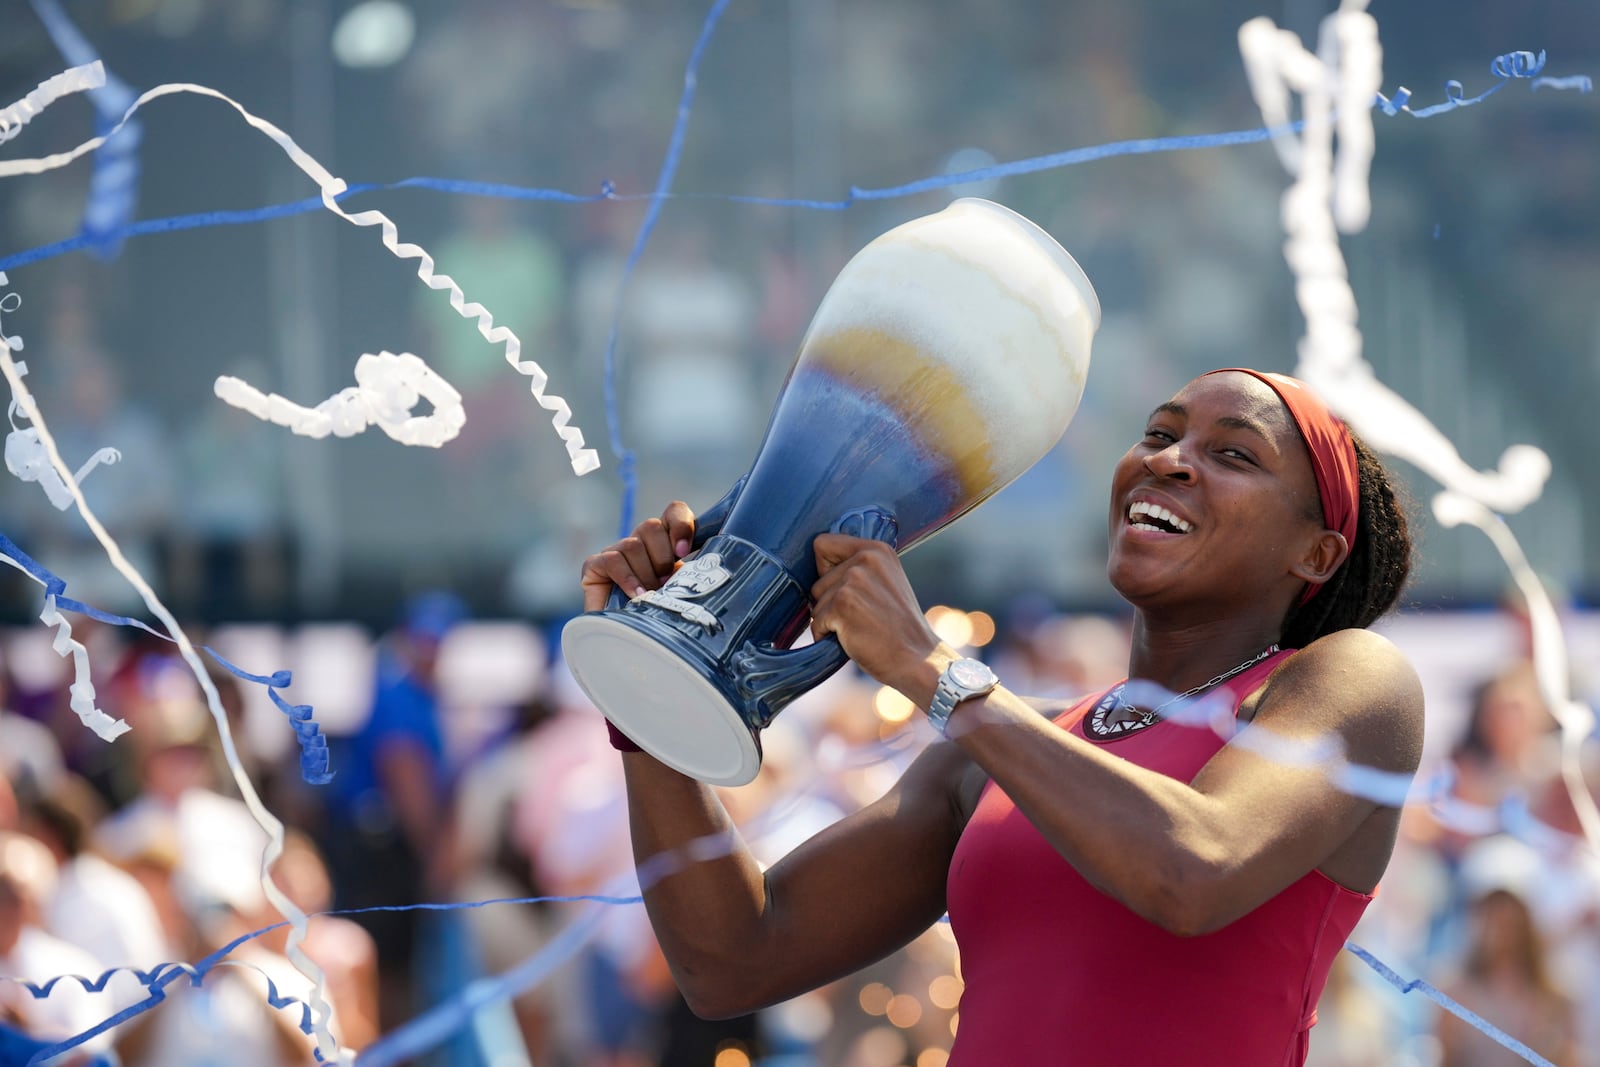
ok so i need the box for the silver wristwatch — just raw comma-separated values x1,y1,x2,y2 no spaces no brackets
926,657,999,736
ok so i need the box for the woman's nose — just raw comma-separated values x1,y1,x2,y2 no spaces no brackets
1143,443,1194,481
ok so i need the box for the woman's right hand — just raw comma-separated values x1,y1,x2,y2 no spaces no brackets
580,501,698,612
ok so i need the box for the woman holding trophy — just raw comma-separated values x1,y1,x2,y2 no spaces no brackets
573,202,1422,1064
580,365,1421,1065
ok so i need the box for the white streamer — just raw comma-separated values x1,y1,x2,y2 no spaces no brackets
0,72,598,474
5,353,122,509
216,351,466,447
0,551,130,743
0,61,104,145
1239,3,1597,858
0,278,340,1062
0,285,128,742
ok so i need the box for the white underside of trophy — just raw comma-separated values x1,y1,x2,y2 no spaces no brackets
562,614,764,786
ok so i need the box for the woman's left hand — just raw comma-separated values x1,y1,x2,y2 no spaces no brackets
810,532,943,694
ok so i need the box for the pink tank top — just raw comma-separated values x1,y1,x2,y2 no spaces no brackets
945,651,1371,1066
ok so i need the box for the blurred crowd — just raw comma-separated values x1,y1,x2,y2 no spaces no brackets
0,589,1597,1067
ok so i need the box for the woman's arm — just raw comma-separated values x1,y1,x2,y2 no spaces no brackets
807,534,1424,937
620,739,970,1018
944,628,1421,934
581,503,973,1019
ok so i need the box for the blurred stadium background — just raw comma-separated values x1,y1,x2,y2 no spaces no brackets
1,2,1598,1066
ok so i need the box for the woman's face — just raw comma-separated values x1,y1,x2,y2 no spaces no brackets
1106,371,1328,611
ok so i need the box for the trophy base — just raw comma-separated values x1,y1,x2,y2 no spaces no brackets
562,613,764,786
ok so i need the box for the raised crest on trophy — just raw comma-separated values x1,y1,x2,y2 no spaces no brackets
562,197,1101,785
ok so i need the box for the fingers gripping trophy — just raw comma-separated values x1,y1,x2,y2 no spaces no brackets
562,198,1101,785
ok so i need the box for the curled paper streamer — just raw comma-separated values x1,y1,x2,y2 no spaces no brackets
0,525,335,780
1376,48,1588,118
38,592,130,742
1241,3,1597,874
0,570,134,742
1240,12,1555,516
215,351,466,448
4,957,345,1067
5,353,122,509
0,61,104,145
0,70,597,474
0,283,340,1061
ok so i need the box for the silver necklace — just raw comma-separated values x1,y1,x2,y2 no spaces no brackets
1090,644,1280,738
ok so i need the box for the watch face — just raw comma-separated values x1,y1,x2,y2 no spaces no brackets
949,659,996,689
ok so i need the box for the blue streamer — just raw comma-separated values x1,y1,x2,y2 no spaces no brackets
27,0,142,261
0,46,1586,279
598,0,734,536
1375,49,1566,118
0,529,331,784
1,823,1569,1067
353,907,606,1067
3,892,641,1067
1344,942,1556,1067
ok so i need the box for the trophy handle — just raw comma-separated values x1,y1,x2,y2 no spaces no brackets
732,506,898,726
604,476,749,612
692,474,747,550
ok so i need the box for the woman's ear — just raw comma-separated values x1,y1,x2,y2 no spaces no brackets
1290,529,1350,587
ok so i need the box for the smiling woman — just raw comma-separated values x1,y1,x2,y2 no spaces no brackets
580,366,1425,1066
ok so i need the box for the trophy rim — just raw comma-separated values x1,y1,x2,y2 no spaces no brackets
561,613,764,786
949,196,1104,332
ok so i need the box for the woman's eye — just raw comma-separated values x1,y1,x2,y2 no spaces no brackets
1143,427,1174,443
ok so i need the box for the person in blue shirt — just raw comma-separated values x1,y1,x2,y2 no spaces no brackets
316,591,466,1035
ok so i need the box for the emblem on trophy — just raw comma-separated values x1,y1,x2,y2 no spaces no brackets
562,198,1102,785
635,553,733,630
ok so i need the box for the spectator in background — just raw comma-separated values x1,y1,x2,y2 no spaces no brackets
21,775,170,973
1414,660,1566,967
508,671,657,1066
447,689,571,1062
1448,661,1558,817
89,689,268,943
0,831,126,1062
1527,769,1600,1066
0,659,66,810
224,830,381,1056
1436,884,1577,1067
317,591,466,1034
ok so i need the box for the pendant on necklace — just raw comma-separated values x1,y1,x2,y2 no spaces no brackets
1085,685,1157,741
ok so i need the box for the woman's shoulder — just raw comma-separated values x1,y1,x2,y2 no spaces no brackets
1258,627,1425,766
1279,626,1419,692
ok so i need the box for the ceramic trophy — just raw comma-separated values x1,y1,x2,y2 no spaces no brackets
562,198,1101,785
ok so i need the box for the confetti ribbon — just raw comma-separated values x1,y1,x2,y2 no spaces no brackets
0,65,597,475
0,277,340,1060
215,351,466,448
0,61,103,145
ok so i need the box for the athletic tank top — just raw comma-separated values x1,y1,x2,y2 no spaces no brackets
945,651,1372,1066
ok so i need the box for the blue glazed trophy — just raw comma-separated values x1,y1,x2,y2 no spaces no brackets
561,198,1101,785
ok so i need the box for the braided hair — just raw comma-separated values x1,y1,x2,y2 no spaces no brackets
1280,434,1414,647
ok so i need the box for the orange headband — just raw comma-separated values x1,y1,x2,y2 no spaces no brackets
1207,369,1360,604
